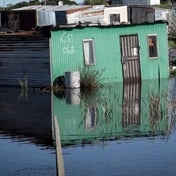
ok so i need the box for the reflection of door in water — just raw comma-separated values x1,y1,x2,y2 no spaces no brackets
122,83,141,127
120,34,141,83
85,105,96,131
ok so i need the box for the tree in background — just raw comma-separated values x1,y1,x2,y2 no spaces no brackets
161,0,176,5
84,0,107,5
41,0,77,5
169,10,176,38
6,0,77,9
7,0,41,9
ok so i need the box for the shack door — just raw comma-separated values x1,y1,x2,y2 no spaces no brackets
120,34,141,83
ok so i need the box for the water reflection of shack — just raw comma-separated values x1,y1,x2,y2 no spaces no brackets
52,79,170,146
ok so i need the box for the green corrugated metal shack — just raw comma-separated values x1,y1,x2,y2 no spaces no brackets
50,22,169,85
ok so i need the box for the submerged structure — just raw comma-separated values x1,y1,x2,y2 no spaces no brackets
49,5,169,85
0,5,169,87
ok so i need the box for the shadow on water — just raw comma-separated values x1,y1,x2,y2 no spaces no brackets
52,78,176,176
0,87,53,148
0,87,56,176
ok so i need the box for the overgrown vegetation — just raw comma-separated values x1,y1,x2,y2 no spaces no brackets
79,68,105,98
168,40,176,49
52,68,105,99
6,0,41,10
18,76,28,90
149,91,162,128
170,67,176,75
144,87,175,133
156,3,172,9
84,0,107,5
168,9,176,74
5,0,77,10
168,10,176,37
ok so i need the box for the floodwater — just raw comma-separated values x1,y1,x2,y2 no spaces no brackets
1,78,176,176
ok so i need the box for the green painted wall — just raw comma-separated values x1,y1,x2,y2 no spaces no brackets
138,23,169,80
50,23,169,84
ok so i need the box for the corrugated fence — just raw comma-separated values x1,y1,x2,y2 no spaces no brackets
0,34,51,88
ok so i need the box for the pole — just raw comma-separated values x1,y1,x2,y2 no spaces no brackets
54,116,65,176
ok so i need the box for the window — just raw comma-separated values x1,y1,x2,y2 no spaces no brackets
147,35,158,58
110,14,120,24
83,39,96,65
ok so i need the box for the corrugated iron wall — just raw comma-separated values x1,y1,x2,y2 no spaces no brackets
138,23,169,80
128,6,155,24
51,23,169,84
0,10,36,31
0,34,50,87
51,27,124,84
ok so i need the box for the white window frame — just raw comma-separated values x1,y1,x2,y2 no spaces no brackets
147,34,159,59
83,39,96,66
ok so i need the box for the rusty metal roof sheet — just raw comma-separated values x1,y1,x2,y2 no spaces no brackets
14,5,91,12
12,5,166,28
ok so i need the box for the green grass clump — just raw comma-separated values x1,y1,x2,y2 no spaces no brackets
80,68,105,97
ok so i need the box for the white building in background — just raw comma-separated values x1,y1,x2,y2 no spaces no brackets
150,0,160,5
111,0,160,6
103,6,129,25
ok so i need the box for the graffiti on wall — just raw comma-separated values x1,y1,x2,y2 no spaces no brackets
60,32,75,55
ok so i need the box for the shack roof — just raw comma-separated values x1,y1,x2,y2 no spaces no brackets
11,5,167,28
14,5,91,13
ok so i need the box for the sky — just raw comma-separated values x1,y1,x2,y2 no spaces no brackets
0,0,28,7
0,0,42,7
0,0,82,7
0,0,83,7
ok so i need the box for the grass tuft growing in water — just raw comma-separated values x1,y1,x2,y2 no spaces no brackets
18,76,28,90
79,68,105,98
18,76,28,100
